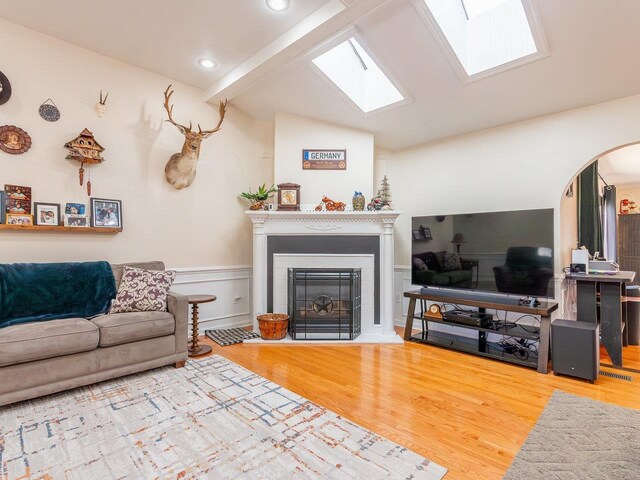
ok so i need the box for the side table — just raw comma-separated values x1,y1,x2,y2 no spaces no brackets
187,294,217,357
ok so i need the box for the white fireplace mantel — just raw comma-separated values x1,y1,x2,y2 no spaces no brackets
246,210,402,343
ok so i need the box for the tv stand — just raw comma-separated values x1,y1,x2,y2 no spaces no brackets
403,289,558,373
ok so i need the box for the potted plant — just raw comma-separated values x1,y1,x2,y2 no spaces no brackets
240,184,277,210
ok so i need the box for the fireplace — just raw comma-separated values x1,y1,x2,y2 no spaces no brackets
288,268,361,340
246,209,402,343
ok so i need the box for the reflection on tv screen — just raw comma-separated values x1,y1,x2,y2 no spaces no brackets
411,208,554,298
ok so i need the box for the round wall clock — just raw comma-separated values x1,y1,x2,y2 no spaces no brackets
0,125,32,154
0,71,12,105
39,99,60,122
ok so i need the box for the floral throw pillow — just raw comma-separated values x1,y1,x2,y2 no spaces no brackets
443,252,462,271
109,266,176,314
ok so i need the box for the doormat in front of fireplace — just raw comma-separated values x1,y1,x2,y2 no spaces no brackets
205,327,260,346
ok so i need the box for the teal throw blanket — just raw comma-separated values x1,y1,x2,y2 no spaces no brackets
0,261,116,328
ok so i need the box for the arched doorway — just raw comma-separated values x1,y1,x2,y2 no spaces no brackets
559,141,640,272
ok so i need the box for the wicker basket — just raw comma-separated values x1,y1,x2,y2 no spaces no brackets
257,313,289,340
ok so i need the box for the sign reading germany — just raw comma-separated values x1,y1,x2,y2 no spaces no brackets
302,149,347,170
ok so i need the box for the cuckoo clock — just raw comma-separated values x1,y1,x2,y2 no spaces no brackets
64,128,105,196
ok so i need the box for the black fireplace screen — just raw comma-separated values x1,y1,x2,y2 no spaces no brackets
288,268,361,340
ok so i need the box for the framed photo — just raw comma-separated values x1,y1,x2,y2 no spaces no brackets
34,202,61,226
90,198,122,228
276,183,300,211
64,214,89,227
65,203,85,215
412,229,421,240
6,213,33,225
420,226,433,240
4,184,31,214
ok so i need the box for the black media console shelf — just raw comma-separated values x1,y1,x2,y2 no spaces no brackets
403,290,558,373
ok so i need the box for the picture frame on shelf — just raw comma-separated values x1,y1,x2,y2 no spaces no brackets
65,203,86,215
90,198,122,228
34,202,61,226
419,226,432,240
4,184,31,214
412,229,421,240
64,214,89,227
6,213,33,226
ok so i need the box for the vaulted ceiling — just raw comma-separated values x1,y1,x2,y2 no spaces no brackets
2,0,640,149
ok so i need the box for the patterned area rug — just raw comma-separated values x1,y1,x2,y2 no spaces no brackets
205,327,260,346
0,355,447,479
504,391,640,479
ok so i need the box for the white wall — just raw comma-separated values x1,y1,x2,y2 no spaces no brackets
389,93,640,325
274,112,374,206
387,93,640,281
0,19,274,269
617,183,640,203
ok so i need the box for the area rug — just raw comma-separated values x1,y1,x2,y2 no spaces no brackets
205,327,260,346
504,391,640,480
0,355,447,479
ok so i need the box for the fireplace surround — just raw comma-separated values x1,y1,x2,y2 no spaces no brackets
246,210,401,343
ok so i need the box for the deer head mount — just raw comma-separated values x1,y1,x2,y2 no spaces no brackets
163,85,227,189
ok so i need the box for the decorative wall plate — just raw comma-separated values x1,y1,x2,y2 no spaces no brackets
39,99,60,122
0,125,32,154
0,71,11,105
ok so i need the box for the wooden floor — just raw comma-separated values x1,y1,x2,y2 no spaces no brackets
196,328,640,480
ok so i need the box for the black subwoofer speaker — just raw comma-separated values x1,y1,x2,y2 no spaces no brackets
551,319,599,383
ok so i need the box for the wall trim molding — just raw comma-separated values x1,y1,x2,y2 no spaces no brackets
172,266,253,333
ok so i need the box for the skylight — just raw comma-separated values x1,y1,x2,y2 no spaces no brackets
312,37,404,113
461,0,509,19
424,0,539,77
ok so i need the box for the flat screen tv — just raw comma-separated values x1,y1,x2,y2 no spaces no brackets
411,208,554,298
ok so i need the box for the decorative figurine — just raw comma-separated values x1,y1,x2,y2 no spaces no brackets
316,196,346,211
352,191,365,211
367,176,393,211
64,128,105,196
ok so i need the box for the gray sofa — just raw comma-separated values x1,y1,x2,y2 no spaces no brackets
0,261,188,407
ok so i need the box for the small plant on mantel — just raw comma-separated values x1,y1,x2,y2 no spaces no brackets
240,184,277,210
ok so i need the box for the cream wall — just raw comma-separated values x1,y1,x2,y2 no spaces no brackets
617,183,640,202
387,93,640,282
0,19,273,267
274,112,374,206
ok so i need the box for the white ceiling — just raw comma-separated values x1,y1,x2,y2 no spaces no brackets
2,0,640,149
0,0,330,89
598,144,640,186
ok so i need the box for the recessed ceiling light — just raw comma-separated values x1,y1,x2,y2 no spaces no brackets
198,58,217,69
266,0,290,11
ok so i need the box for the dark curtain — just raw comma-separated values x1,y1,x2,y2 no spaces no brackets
577,161,603,256
602,185,617,261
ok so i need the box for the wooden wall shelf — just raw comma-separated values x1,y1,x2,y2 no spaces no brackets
0,224,122,234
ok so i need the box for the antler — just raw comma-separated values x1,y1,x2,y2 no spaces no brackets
198,100,228,135
163,85,191,133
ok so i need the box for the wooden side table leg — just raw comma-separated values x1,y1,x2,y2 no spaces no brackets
404,298,416,340
190,303,200,353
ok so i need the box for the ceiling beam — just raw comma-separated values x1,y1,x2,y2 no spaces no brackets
204,0,390,103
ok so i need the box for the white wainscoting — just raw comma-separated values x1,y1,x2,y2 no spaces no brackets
171,266,252,333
